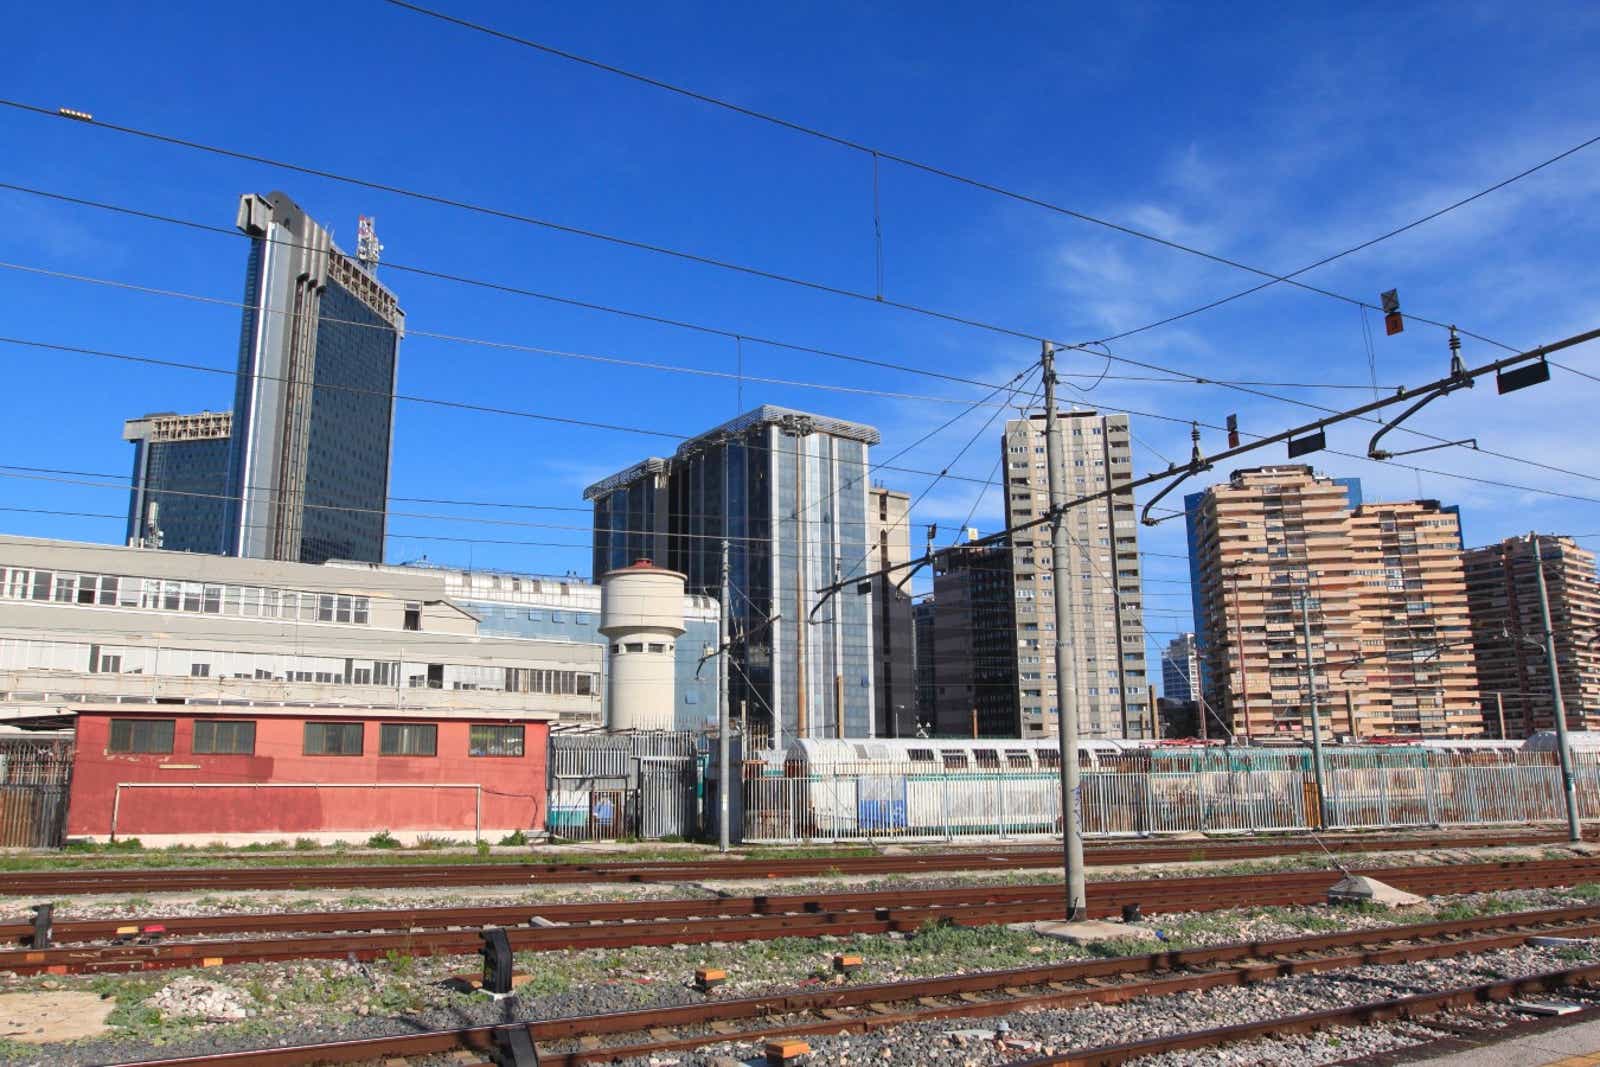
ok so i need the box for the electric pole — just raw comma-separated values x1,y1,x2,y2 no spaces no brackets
1042,341,1086,922
718,537,731,853
1300,590,1329,829
1531,533,1580,842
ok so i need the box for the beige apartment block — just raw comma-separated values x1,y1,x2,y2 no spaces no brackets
1464,535,1600,736
1190,466,1481,740
1002,410,1150,739
1347,502,1482,736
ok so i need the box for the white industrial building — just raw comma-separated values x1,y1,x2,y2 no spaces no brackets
0,536,601,723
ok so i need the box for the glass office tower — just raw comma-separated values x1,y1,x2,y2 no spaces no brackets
224,192,404,565
123,411,232,554
586,406,880,741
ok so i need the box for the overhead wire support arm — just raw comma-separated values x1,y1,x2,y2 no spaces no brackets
1368,328,1474,460
813,323,1600,600
1139,422,1212,527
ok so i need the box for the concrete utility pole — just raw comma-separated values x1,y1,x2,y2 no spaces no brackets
1531,533,1581,842
718,537,731,853
1041,341,1087,921
1300,591,1329,830
1494,692,1507,741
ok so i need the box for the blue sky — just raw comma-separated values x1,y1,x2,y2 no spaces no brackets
4,1,1600,662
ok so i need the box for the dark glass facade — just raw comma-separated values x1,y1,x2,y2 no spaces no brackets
125,431,231,554
299,282,394,564
930,544,1020,737
224,192,402,565
586,407,878,740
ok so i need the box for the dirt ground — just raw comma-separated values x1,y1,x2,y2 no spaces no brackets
0,991,115,1043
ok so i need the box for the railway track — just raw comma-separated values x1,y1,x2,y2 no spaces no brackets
97,902,1600,1066
0,827,1573,895
8,856,1600,976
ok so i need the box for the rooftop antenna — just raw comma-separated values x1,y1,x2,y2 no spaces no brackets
356,215,383,275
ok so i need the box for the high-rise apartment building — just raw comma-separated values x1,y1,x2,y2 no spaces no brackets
1162,632,1200,703
929,543,1019,737
868,487,916,737
225,192,404,566
124,411,232,554
1188,466,1481,739
1463,535,1600,737
586,406,879,741
1001,411,1150,739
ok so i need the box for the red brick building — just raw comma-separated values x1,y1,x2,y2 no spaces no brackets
64,705,552,844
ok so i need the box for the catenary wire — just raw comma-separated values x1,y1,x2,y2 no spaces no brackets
16,247,1594,508
0,181,1413,394
376,1,1596,353
0,100,1530,400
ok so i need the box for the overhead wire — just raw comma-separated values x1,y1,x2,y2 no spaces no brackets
0,99,1536,403
0,181,1412,394
375,1,1598,354
14,245,1594,507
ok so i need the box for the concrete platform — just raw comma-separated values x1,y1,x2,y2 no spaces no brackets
1411,1012,1600,1064
1029,919,1158,944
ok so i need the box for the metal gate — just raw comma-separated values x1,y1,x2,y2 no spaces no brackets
638,757,697,840
0,737,73,847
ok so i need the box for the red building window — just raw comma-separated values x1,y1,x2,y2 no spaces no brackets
193,720,256,755
108,718,174,754
304,722,364,756
469,724,524,757
379,723,437,757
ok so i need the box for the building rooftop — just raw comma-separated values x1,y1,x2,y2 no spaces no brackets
583,407,881,499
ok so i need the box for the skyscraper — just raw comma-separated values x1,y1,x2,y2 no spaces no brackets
930,543,1019,737
1188,466,1481,739
225,192,404,565
1463,535,1600,737
123,410,232,554
1161,632,1199,703
1001,410,1150,739
586,406,880,741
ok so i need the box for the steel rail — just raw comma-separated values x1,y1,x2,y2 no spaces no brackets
6,857,1599,976
0,829,1573,895
102,905,1600,1067
1010,962,1600,1066
7,846,1583,947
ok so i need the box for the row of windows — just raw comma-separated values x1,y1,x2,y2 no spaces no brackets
1,567,371,626
611,642,673,654
107,718,527,758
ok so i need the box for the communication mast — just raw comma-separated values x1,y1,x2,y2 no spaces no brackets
356,215,383,275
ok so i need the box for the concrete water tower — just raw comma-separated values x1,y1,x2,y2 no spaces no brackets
599,560,687,731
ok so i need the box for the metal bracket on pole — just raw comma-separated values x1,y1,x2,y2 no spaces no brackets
1368,328,1474,460
1373,437,1478,460
1140,422,1212,527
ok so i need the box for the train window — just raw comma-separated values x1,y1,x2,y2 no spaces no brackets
973,749,1000,768
940,751,968,770
1037,750,1062,769
907,748,935,762
1005,750,1033,768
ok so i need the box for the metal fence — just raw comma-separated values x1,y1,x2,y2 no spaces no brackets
740,751,1600,843
546,731,702,841
0,737,73,847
